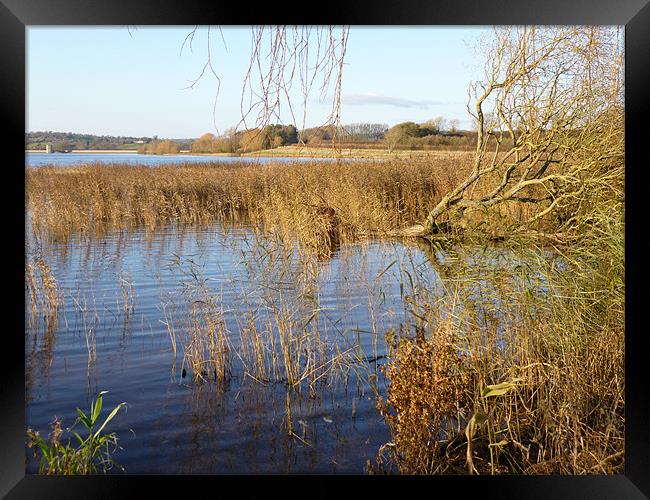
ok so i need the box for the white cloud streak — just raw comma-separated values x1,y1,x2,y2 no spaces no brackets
342,92,449,109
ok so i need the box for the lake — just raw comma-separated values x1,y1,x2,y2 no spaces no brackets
25,152,335,168
26,215,552,474
25,222,415,473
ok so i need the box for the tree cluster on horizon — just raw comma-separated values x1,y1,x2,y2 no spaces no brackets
189,119,476,153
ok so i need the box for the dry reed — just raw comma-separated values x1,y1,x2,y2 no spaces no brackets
370,212,624,475
25,158,471,252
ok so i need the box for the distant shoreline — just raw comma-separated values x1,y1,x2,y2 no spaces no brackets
26,149,137,154
25,148,474,159
25,150,234,155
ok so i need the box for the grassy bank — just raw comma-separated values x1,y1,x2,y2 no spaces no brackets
242,145,475,159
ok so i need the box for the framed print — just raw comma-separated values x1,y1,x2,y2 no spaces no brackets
3,0,649,497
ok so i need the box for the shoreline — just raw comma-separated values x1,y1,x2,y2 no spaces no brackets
27,149,140,154
26,148,475,159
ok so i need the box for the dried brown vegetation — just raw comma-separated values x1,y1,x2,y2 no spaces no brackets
26,153,624,475
161,234,362,394
25,25,625,477
364,26,625,474
26,157,472,252
26,254,61,330
371,207,624,474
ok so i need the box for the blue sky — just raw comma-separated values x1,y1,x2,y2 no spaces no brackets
27,26,491,138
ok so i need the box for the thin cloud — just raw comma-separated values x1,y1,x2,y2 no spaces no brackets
342,93,448,109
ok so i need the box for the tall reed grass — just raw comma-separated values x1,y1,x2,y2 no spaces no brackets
26,158,471,252
163,233,357,394
370,206,624,474
26,155,576,255
26,255,60,326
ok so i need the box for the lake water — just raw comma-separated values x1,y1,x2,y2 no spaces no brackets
25,223,435,473
25,153,334,168
25,215,553,473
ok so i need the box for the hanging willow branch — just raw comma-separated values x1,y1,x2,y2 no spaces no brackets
185,25,349,150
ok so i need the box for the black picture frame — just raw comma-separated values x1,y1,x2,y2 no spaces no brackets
3,0,649,497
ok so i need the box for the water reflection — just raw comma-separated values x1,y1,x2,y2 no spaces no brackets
25,221,555,473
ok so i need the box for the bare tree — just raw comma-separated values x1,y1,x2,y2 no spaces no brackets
422,117,445,135
420,26,624,241
343,122,388,142
384,125,405,153
445,119,461,134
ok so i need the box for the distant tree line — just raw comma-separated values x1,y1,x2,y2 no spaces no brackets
190,124,299,154
137,139,181,155
298,123,388,144
26,131,153,151
190,122,389,153
189,120,485,153
342,123,388,142
26,132,194,152
29,118,483,156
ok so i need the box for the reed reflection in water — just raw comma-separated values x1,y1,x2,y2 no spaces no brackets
25,221,546,473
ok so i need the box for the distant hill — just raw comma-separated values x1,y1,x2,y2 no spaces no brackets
25,132,193,151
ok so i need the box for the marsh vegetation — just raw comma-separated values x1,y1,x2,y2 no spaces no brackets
25,25,623,475
25,145,623,476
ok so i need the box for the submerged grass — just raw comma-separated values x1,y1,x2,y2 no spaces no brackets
26,255,61,327
163,232,356,395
